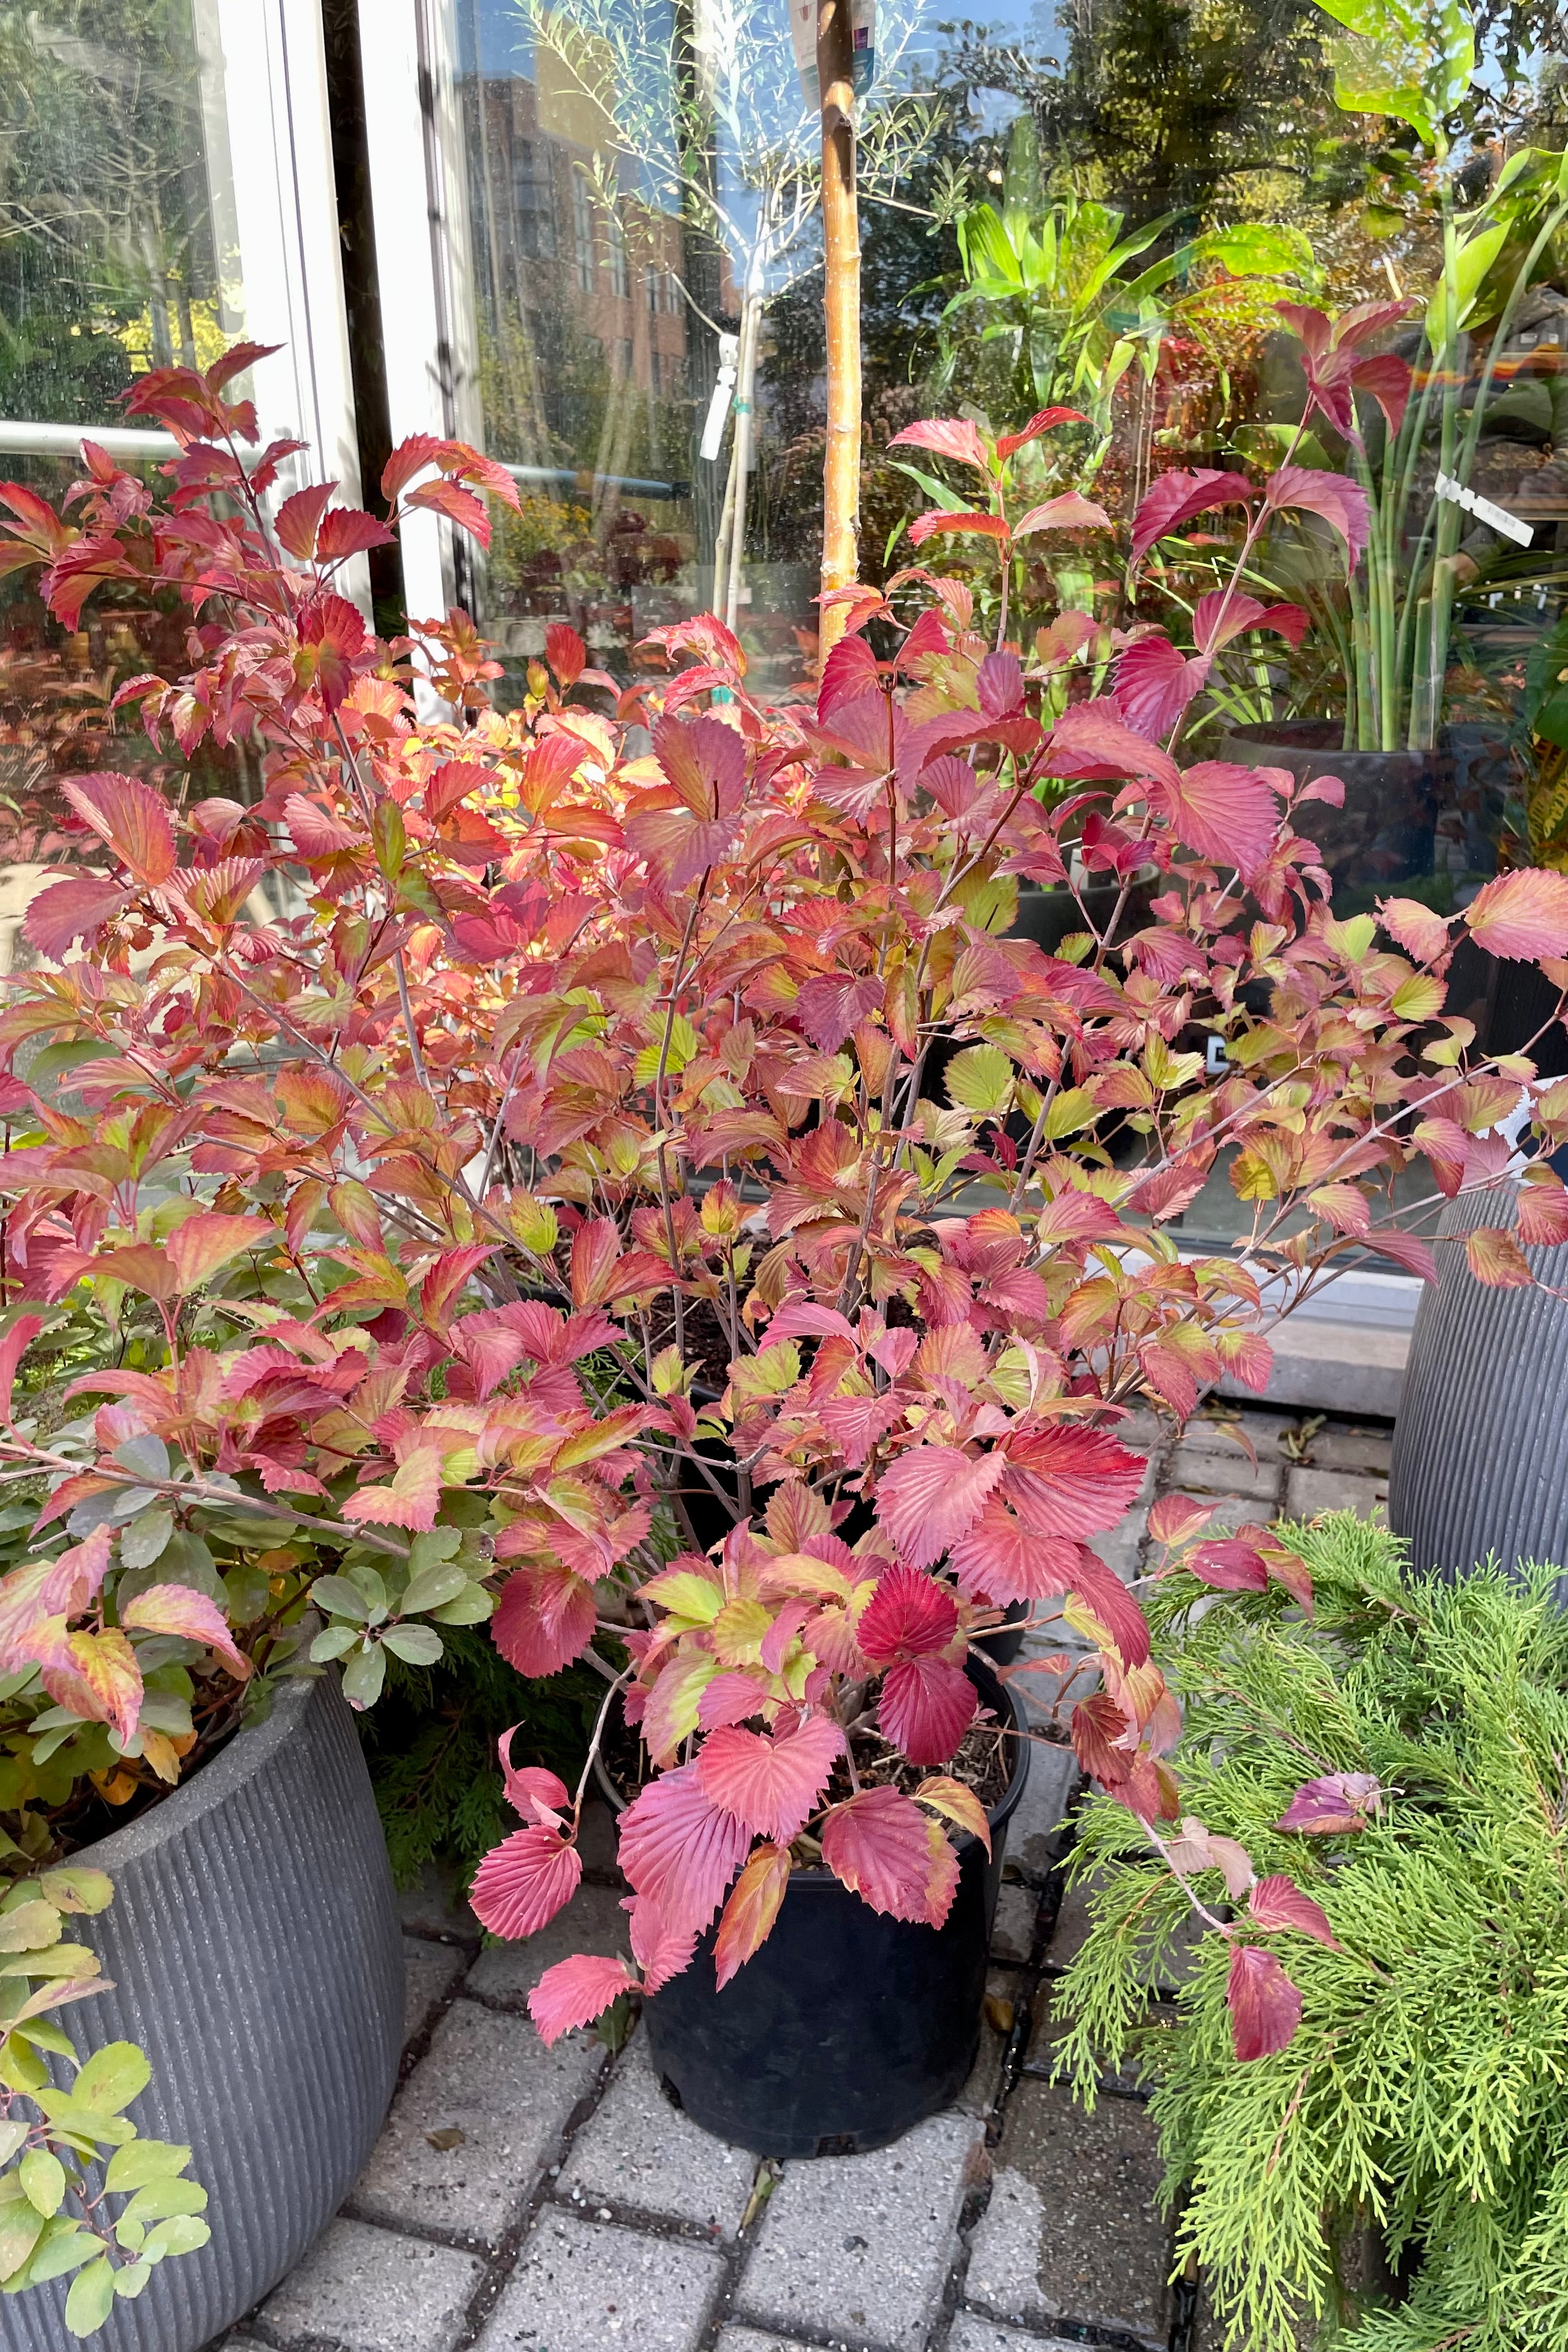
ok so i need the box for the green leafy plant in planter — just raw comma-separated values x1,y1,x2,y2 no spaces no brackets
1053,1510,1568,2352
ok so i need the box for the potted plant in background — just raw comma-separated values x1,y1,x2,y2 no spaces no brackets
2,338,1567,2212
1053,1508,1568,2352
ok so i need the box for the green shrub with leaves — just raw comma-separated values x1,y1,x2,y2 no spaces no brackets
0,1866,206,2333
1052,1514,1568,2352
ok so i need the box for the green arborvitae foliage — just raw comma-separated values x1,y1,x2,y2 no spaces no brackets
1049,1512,1568,2352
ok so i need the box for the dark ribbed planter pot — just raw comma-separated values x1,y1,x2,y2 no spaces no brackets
1388,1184,1568,1582
1219,721,1447,895
642,1657,1029,2158
0,1674,402,2352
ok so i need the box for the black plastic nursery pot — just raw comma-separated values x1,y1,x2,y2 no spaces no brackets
1219,720,1448,897
0,1673,403,2352
642,1656,1030,2158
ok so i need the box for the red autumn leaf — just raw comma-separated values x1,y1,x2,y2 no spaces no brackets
1247,1873,1340,1949
999,1425,1147,1540
296,593,367,710
1130,468,1255,568
1262,1543,1315,1615
1227,1942,1303,2060
696,1670,774,1731
492,1563,597,1677
340,1449,444,1534
570,1217,623,1309
796,973,884,1054
625,713,747,882
1130,1164,1210,1222
907,509,1010,548
1276,1772,1381,1833
818,631,880,719
1191,592,1310,653
878,1655,978,1765
527,1952,638,2045
274,482,337,559
471,1823,582,1939
695,1713,844,1841
857,1558,961,1660
914,1773,992,1856
617,1760,752,1936
0,1558,75,1675
1363,1226,1438,1282
21,875,132,961
1156,761,1280,878
499,1735,570,1824
1060,1553,1152,1670
1115,636,1211,738
1042,699,1182,790
948,1502,1087,1605
42,1628,142,1746
625,1890,697,1992
1148,1493,1217,1546
165,1212,274,1294
547,622,587,686
314,505,396,559
995,405,1087,456
120,1584,251,1681
1187,1538,1270,1592
1379,896,1453,964
1466,1226,1534,1288
380,432,452,499
1012,492,1111,536
61,771,177,883
1264,466,1370,570
0,1315,43,1428
1517,1175,1568,1248
820,1784,956,1925
406,475,491,545
887,416,991,471
713,1842,792,1988
1464,867,1568,961
1165,1817,1255,1898
873,1447,1007,1569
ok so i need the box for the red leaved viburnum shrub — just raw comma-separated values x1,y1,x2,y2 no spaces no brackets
0,338,1566,2060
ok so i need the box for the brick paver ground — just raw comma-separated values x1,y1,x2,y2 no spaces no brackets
215,1406,1390,2352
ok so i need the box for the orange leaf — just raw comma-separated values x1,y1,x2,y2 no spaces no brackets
60,771,176,883
713,1842,791,1988
1465,1226,1534,1288
121,1583,251,1680
42,1628,143,1744
165,1212,274,1294
914,1773,992,1857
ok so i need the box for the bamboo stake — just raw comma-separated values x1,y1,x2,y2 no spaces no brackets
724,285,762,632
816,0,860,663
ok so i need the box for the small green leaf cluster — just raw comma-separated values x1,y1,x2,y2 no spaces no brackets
1052,1513,1568,2352
0,1868,206,2335
309,1524,497,1709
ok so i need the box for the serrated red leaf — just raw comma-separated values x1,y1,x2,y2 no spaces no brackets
1130,468,1255,568
995,405,1087,456
61,771,176,883
1517,1176,1568,1248
1188,1538,1270,1592
857,1558,961,1660
695,1713,844,1840
21,876,131,961
878,1655,977,1765
1227,1943,1303,2060
713,1843,792,1987
314,505,396,559
0,1315,43,1427
874,1447,1007,1568
1464,867,1568,961
1247,1873,1339,1948
617,1760,752,1936
340,1449,443,1534
796,973,884,1055
527,1952,638,2044
407,475,491,545
1466,1226,1534,1288
907,508,1010,547
1013,492,1111,536
1276,1772,1381,1833
1379,895,1452,963
1157,761,1280,879
1264,465,1370,570
887,416,990,471
820,1784,957,1925
1115,636,1210,738
492,1563,597,1676
999,1426,1147,1539
471,1823,582,1938
275,482,337,559
547,622,587,686
1060,1554,1152,1669
121,1584,250,1680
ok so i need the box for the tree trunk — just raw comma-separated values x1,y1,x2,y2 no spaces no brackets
817,0,860,663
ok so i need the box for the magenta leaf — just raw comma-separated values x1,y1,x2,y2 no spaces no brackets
1264,466,1370,570
616,1760,752,1936
878,1655,978,1765
695,1714,844,1840
470,1824,583,1939
527,1953,638,2045
873,1448,1006,1570
820,1784,956,1924
1129,469,1256,569
1247,1873,1340,1949
1276,1772,1382,1834
1227,1943,1303,2060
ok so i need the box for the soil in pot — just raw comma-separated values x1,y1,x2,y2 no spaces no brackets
629,1658,1031,2157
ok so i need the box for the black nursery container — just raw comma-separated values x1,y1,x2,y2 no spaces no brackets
641,1657,1029,2157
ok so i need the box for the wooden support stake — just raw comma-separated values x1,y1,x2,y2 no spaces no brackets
816,0,860,663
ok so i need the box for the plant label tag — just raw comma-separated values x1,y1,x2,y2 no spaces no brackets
1434,469,1534,548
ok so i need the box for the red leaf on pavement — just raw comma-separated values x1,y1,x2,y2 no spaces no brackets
528,1952,638,2045
874,1447,1006,1569
1276,1772,1381,1833
999,1426,1147,1540
1227,1943,1304,2061
820,1784,957,1924
696,1713,844,1840
617,1761,752,1936
888,417,990,471
1247,1873,1339,1948
61,771,176,883
471,1823,582,1939
713,1843,792,1988
1466,1226,1534,1289
858,1558,961,1660
878,1655,977,1764
121,1584,251,1681
1188,1538,1270,1592
1115,636,1210,738
1130,468,1255,568
1464,867,1568,961
492,1563,597,1676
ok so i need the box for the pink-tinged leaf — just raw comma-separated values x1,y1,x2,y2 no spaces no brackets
696,1670,774,1732
0,1558,72,1673
22,875,131,960
915,1773,992,1855
820,1784,956,1924
1130,468,1255,568
1276,1772,1382,1833
527,1952,638,2045
999,1426,1148,1540
42,1628,142,1746
1363,1226,1438,1283
1308,1182,1370,1238
1032,1189,1124,1245
995,407,1087,457
695,1713,844,1841
1157,761,1281,878
471,1823,582,1938
1217,1328,1274,1394
617,1760,752,1936
768,1300,857,1344
1115,636,1210,738
796,973,884,1055
0,1315,43,1427
1130,1164,1210,1222
1042,700,1182,791
1188,1538,1270,1592
120,1584,251,1680
314,505,396,559
1379,895,1453,964
1296,773,1345,808
878,1655,977,1765
296,593,368,708
1227,1943,1303,2060
407,475,491,545
713,1843,792,1988
1263,1543,1315,1615
1465,1226,1534,1288
341,1450,443,1533
1165,1817,1255,1898
1060,1553,1152,1669
652,710,746,819
1148,1493,1218,1546
274,482,336,559
1517,1174,1568,1248
1464,868,1568,961
1192,592,1310,653
907,508,1010,548
1264,466,1370,570
625,1891,698,1992
570,1217,623,1309
1013,493,1111,536
857,1558,962,1661
40,1525,112,1618
888,416,991,471
818,631,879,719
1248,1873,1339,1948
165,1212,273,1294
1350,351,1412,435
492,1564,597,1678
61,771,176,883
873,1448,1007,1570
498,1731,570,1823
947,1502,1086,1606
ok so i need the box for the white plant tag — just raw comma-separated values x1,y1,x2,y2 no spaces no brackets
1434,468,1534,547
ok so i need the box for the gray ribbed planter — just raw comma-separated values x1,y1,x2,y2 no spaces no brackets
1388,1184,1568,1581
0,1672,402,2352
